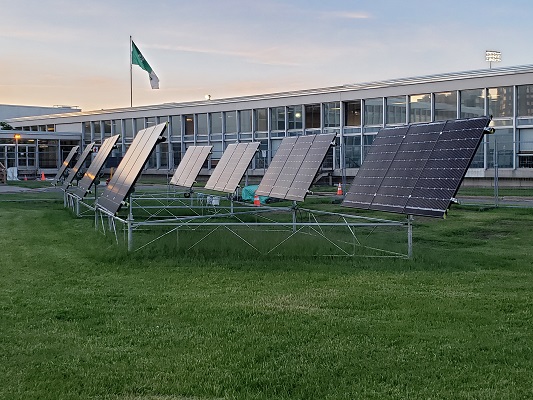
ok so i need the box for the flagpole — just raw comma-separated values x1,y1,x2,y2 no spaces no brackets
130,35,133,107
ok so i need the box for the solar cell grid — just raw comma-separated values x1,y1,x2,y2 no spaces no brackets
214,144,242,192
97,123,167,215
52,146,79,185
255,137,296,197
63,143,95,188
342,117,490,218
223,142,259,193
170,145,212,188
72,135,120,199
204,143,237,190
257,133,335,202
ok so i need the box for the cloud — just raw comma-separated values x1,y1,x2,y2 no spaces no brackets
322,11,371,19
150,43,302,67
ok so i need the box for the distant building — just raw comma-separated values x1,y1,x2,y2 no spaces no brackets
0,104,81,122
5,65,533,184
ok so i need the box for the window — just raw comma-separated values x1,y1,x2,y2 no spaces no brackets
344,101,361,126
344,136,361,168
288,105,303,130
409,94,431,123
517,85,533,117
460,89,485,118
239,110,252,132
124,119,134,140
83,122,91,143
386,96,406,125
364,98,383,126
487,128,513,168
488,86,513,118
255,108,268,131
103,120,112,138
210,112,222,134
271,107,285,131
170,116,181,140
434,91,457,121
225,111,237,133
197,113,208,135
184,115,194,137
112,120,122,136
305,104,320,129
324,102,340,127
518,128,533,153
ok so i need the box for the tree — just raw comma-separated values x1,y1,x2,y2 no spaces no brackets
0,121,13,130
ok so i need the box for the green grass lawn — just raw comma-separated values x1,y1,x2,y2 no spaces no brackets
1,194,532,399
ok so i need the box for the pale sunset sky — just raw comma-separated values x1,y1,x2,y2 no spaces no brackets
1,0,532,111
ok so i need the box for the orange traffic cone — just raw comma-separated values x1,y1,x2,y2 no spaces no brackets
41,171,46,181
254,194,260,206
336,182,343,195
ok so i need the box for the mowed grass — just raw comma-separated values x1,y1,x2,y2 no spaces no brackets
1,195,532,399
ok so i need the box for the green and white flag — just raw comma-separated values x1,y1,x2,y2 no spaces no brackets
131,41,159,89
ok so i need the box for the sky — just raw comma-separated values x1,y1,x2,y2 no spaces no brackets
1,0,533,112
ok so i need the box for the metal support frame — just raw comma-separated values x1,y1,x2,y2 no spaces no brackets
64,186,413,258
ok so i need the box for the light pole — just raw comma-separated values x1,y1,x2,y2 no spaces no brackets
14,133,21,170
485,50,501,69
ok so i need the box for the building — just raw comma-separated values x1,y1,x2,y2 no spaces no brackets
0,104,81,122
5,65,533,184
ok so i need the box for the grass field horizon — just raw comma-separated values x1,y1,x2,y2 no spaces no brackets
1,192,532,399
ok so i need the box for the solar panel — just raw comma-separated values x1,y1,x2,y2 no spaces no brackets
62,143,95,188
256,133,335,201
97,123,167,215
343,117,490,218
205,142,260,193
204,143,239,191
223,142,260,193
72,135,120,199
255,137,297,197
51,146,79,185
170,145,212,188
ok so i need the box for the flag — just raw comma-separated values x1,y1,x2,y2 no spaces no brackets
131,41,159,89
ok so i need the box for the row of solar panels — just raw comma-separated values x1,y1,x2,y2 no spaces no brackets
57,116,491,219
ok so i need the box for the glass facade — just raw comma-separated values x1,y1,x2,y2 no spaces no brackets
305,104,320,129
386,96,406,125
460,89,485,118
409,94,431,123
13,70,533,177
288,105,303,130
364,98,383,126
434,91,457,121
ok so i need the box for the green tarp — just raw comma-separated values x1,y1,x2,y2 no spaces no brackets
241,185,269,204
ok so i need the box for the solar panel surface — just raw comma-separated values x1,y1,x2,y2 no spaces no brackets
205,142,260,193
52,146,79,185
72,135,120,199
97,123,167,215
342,117,490,218
170,145,212,188
223,142,260,193
63,143,95,188
256,133,335,201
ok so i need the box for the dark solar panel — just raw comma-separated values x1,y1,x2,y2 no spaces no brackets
72,135,120,199
204,143,238,191
63,143,95,188
256,137,297,197
257,133,335,201
97,123,167,215
51,146,79,185
285,133,335,201
223,142,260,193
343,126,408,209
343,117,490,218
170,145,212,188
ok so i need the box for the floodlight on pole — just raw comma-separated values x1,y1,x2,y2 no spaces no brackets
485,50,501,69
